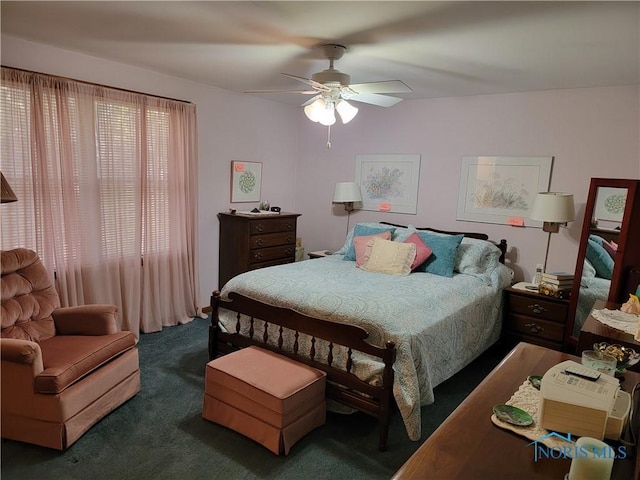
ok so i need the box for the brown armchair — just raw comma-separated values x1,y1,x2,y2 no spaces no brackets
1,248,140,450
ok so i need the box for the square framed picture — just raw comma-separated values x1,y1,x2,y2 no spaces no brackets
230,161,262,203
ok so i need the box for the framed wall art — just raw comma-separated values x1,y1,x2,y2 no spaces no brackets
355,154,421,214
230,161,262,203
456,156,553,226
594,186,627,223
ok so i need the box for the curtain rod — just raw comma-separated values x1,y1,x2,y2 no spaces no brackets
2,65,193,105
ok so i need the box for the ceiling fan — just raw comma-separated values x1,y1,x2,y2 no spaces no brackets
246,44,412,127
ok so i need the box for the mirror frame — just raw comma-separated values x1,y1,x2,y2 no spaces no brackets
565,178,640,350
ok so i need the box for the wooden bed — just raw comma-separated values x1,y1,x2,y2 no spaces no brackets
209,224,508,451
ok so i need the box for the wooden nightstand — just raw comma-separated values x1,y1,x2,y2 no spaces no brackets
502,286,570,351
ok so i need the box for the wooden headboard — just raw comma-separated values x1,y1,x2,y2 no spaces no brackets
379,222,508,264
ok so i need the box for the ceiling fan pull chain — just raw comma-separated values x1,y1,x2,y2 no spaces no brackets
326,125,332,149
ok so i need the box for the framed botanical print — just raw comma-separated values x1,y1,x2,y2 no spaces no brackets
456,156,553,226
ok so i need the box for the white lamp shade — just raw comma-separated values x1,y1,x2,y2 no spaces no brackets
530,192,575,223
304,98,326,123
336,100,358,124
333,182,363,203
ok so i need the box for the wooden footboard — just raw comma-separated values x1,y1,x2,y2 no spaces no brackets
209,290,396,451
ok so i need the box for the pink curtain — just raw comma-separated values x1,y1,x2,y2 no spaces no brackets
1,67,199,336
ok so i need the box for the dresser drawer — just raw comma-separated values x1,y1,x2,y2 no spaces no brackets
249,218,296,235
506,294,568,323
250,231,295,249
505,313,565,343
248,245,296,265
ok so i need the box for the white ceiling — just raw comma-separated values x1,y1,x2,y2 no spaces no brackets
2,1,639,106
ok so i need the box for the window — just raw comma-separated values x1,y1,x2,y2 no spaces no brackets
1,67,199,335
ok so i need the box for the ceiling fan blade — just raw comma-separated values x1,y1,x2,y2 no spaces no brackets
282,73,331,92
349,80,412,95
349,92,404,107
301,94,322,107
245,89,317,94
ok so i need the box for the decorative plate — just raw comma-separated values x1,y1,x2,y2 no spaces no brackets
492,404,533,426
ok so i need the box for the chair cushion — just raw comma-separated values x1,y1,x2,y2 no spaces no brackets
1,248,60,342
35,332,136,394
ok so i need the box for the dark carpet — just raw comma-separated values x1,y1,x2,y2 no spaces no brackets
1,316,505,479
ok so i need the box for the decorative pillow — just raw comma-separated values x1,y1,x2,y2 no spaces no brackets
602,239,618,259
403,232,432,270
413,232,464,277
581,259,597,288
353,231,392,267
454,237,501,276
341,224,396,261
585,238,614,280
360,237,416,276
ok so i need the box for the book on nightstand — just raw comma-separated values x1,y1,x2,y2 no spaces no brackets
541,272,574,288
538,281,572,299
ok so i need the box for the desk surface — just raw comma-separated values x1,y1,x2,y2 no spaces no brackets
391,342,640,480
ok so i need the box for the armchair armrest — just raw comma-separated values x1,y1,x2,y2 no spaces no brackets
1,338,43,370
53,304,119,335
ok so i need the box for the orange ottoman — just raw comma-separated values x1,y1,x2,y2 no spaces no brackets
203,346,326,455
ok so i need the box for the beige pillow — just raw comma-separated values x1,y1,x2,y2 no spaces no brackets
360,237,416,276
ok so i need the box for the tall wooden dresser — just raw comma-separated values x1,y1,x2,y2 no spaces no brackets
217,212,301,288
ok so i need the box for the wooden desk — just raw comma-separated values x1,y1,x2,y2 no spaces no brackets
578,300,640,362
391,343,640,480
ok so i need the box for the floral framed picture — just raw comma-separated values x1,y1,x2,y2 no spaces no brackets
456,156,553,226
230,161,262,203
355,154,421,214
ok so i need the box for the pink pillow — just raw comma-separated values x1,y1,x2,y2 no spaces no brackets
602,239,618,259
354,231,392,267
404,232,433,270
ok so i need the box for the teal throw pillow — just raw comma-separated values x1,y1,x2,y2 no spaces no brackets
343,224,396,261
585,239,614,280
413,232,464,277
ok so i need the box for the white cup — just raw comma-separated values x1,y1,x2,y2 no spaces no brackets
581,350,617,376
566,437,614,480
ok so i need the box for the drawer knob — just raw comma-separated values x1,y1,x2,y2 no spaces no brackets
285,248,293,255
528,303,547,315
524,322,544,334
256,239,264,247
286,223,293,230
286,236,293,243
255,224,264,232
253,252,263,261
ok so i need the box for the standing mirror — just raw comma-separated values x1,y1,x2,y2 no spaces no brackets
566,178,640,350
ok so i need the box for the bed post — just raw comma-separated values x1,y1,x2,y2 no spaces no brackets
209,290,222,360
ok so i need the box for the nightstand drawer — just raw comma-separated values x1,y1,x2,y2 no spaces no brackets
505,313,565,342
249,218,296,235
249,245,296,265
250,231,295,249
506,294,568,323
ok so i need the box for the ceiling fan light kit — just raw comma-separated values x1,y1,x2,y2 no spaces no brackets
247,44,411,146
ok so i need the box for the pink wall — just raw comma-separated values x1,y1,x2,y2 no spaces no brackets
295,86,640,281
3,35,639,305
